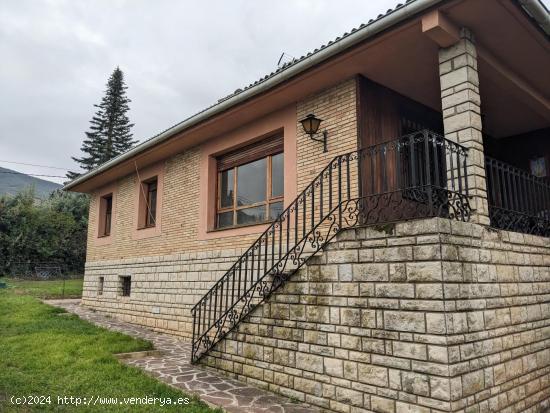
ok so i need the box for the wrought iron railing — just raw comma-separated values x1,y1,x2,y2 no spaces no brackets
485,156,550,236
191,130,471,362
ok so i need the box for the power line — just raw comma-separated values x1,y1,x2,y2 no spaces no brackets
0,159,71,171
0,171,66,179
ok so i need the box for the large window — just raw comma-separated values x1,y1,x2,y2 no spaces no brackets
216,137,284,229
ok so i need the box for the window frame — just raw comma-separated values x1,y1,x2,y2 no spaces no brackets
216,151,284,229
102,194,113,236
144,177,158,228
133,162,164,240
98,276,104,296
120,276,131,297
96,188,115,242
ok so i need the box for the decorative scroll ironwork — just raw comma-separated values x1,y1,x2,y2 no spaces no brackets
485,156,550,237
191,130,472,362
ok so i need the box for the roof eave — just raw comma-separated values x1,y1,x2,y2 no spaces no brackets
64,0,549,192
64,0,450,192
519,0,550,35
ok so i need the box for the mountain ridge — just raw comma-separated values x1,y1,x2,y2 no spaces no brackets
0,166,62,198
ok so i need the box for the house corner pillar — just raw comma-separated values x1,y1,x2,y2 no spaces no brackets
439,28,490,226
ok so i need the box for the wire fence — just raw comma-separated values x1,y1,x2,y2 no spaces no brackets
0,261,84,298
3,261,83,280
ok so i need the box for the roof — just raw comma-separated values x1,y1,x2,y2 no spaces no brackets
64,0,550,191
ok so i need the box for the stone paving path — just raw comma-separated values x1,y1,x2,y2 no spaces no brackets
45,299,318,413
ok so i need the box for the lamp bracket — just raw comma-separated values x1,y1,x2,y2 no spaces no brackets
309,130,328,153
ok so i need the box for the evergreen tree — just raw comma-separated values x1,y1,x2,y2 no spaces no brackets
67,67,136,179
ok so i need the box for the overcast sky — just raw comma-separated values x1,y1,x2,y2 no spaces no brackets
1,0,548,185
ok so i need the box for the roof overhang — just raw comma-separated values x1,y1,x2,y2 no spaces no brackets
65,0,549,193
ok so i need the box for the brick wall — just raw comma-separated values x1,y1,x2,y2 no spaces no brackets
296,78,359,194
202,218,550,413
86,77,359,262
81,78,359,337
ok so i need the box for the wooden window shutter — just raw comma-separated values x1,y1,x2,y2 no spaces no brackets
217,135,283,171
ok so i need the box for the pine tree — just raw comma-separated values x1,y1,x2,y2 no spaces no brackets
67,67,136,180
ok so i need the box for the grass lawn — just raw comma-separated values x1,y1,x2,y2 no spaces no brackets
0,287,216,412
3,278,84,299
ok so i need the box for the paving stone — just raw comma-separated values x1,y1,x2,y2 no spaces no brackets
45,299,320,413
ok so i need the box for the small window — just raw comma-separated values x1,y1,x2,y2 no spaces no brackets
98,277,104,296
139,177,157,228
98,193,113,237
216,136,284,229
103,195,113,236
120,276,131,297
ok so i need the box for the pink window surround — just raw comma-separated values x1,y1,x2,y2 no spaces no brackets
198,105,297,240
94,182,117,246
133,161,165,240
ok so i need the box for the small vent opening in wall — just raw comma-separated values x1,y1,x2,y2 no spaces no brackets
98,277,104,295
120,276,132,297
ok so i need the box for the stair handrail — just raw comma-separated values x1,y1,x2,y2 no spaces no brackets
191,130,471,362
191,147,346,313
191,148,356,362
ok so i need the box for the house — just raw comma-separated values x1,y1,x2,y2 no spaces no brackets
65,0,550,412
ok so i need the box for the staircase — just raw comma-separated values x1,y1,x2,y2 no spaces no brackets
191,130,472,362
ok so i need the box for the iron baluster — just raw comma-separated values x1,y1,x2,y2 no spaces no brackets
320,172,324,218
294,201,298,247
243,255,248,297
220,280,224,324
285,209,290,259
264,233,268,282
237,261,242,301
192,130,474,362
410,135,417,188
506,164,513,211
302,193,306,239
231,268,235,311
272,221,276,270
346,154,351,199
396,140,402,190
250,248,255,289
278,211,283,261
192,307,197,356
423,131,433,213
449,145,456,192
311,180,315,231
432,134,440,188
202,299,206,346
462,148,468,196
329,165,333,210
338,156,342,228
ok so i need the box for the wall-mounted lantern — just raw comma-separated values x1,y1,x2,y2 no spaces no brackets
300,114,328,153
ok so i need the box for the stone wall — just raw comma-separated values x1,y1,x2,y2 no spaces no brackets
81,247,245,338
202,218,550,413
439,28,489,226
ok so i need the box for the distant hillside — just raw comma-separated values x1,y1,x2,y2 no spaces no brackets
0,167,62,198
